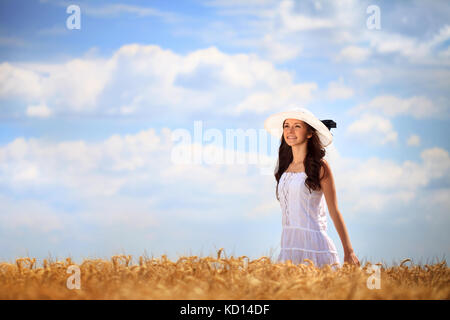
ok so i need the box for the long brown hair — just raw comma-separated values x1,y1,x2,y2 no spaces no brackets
275,119,328,201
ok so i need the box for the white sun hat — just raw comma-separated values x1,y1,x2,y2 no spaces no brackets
263,107,336,147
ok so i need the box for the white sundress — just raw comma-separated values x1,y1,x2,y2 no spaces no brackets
277,171,341,269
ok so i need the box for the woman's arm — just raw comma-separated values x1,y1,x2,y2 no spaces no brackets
319,159,360,266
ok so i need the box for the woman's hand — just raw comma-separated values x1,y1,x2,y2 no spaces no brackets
344,250,361,266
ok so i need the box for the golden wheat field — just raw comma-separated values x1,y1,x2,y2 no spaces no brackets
0,249,448,300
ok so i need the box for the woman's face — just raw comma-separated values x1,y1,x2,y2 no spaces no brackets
283,118,312,146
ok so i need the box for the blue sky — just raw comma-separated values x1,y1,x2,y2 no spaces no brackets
0,0,449,267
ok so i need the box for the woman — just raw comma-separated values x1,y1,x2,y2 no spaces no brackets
264,107,360,269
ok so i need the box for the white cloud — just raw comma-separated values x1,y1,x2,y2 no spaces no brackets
200,0,449,68
336,46,371,63
0,129,164,195
197,0,361,62
258,33,302,63
0,62,43,100
352,65,450,100
228,82,317,115
325,143,450,217
326,77,354,100
277,0,335,32
353,68,382,85
346,113,398,145
313,1,322,11
0,58,113,112
0,126,278,200
407,134,421,147
26,102,52,118
366,25,450,66
349,95,442,119
421,147,450,180
0,44,319,117
427,24,450,48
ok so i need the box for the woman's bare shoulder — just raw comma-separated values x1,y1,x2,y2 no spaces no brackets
320,158,332,180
